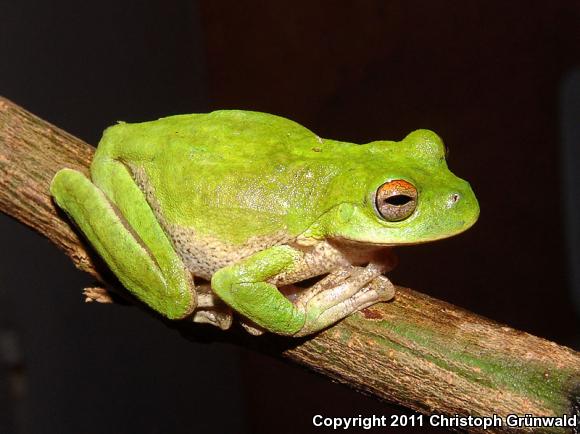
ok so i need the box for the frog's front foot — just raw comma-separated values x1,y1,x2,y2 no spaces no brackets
238,319,265,336
211,246,395,336
293,263,395,337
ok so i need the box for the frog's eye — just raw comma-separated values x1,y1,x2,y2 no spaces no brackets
375,180,418,221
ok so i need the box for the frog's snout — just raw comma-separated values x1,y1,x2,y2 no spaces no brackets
445,191,462,209
445,183,480,230
445,177,478,210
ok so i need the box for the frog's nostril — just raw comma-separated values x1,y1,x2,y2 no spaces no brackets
451,193,460,203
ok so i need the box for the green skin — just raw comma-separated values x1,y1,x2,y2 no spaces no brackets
50,110,479,336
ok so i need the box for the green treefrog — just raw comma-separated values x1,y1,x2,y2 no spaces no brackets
50,110,479,336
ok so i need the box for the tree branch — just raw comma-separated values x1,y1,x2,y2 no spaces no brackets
1,96,578,433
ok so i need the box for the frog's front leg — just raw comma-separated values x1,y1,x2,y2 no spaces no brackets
211,246,394,336
51,167,196,320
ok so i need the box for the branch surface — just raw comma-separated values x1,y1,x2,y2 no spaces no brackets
1,97,579,433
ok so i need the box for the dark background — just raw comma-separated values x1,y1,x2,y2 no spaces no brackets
0,1,579,433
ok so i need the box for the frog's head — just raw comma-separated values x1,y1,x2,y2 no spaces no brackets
317,129,479,246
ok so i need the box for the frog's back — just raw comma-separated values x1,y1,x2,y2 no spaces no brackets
96,110,321,163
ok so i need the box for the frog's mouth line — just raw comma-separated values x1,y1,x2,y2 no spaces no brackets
329,236,426,247
330,222,477,247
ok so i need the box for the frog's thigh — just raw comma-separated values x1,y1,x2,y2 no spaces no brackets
51,168,195,319
211,246,306,335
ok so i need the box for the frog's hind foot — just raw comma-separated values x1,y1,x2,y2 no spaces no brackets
83,286,114,304
190,283,233,330
192,309,233,330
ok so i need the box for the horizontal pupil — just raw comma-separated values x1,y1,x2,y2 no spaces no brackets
384,195,412,206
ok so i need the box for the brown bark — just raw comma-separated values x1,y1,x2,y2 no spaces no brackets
0,96,578,433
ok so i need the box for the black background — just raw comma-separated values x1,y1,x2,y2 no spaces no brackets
0,1,579,433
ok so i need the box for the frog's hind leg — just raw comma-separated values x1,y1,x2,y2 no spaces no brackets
51,166,196,320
